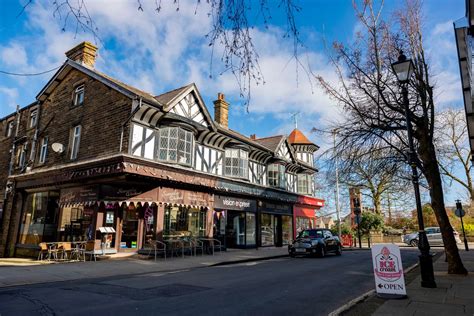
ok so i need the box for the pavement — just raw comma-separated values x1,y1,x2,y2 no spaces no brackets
343,249,474,316
0,247,289,288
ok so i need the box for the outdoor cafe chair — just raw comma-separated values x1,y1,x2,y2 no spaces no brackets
58,242,72,261
190,237,204,256
145,240,167,261
37,242,49,261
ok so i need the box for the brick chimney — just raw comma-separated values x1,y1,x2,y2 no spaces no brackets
250,134,256,140
65,41,98,68
213,93,229,128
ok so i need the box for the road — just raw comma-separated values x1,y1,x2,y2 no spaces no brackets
0,249,421,316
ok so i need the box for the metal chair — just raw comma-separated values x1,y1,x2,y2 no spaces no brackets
37,243,49,261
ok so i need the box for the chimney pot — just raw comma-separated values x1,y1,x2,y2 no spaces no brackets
250,134,256,140
65,41,98,69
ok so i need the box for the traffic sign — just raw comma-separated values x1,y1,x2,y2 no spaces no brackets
455,208,465,218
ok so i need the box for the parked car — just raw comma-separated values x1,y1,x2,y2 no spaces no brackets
288,229,342,257
403,227,462,247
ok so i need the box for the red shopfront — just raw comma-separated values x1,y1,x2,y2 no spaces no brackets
293,196,325,238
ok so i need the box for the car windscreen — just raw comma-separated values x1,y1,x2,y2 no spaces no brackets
298,230,323,238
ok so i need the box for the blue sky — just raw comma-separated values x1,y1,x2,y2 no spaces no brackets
0,0,468,214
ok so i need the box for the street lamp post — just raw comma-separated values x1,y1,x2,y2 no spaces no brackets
392,51,437,288
333,129,342,239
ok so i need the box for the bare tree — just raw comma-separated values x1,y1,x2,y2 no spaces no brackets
316,0,466,274
435,109,472,207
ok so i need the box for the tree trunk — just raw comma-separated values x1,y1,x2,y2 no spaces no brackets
418,135,467,274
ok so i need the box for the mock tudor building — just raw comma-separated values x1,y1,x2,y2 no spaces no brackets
0,42,324,257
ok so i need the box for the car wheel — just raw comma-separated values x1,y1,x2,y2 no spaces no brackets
317,246,326,258
410,239,418,247
335,245,342,256
289,252,295,258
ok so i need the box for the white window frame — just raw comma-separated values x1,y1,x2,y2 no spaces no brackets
70,125,81,160
224,148,248,179
29,109,38,128
39,136,48,164
6,120,14,137
297,174,312,195
268,164,286,189
74,85,85,106
18,145,26,168
158,127,193,166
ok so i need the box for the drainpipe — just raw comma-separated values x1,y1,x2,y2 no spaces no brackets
7,105,21,177
119,97,142,153
29,101,41,167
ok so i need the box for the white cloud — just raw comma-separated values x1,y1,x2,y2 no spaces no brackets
0,87,19,110
0,43,28,67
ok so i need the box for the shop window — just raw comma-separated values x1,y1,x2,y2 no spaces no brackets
130,123,156,159
74,85,85,106
70,125,81,160
58,206,94,242
39,136,48,164
164,205,206,237
268,164,286,189
260,213,275,246
297,174,313,195
224,148,248,179
18,191,60,245
29,109,38,128
158,127,193,166
246,213,256,245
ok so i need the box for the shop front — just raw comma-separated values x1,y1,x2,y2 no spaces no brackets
258,201,293,247
293,195,325,238
213,195,257,249
159,187,213,239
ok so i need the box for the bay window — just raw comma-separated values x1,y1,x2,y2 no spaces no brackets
268,164,286,189
224,148,248,178
158,127,193,166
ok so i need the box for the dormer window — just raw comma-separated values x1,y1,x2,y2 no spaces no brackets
158,127,193,166
29,109,38,128
74,85,85,106
224,148,248,179
268,164,286,189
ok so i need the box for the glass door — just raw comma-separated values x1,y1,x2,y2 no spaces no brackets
121,206,139,249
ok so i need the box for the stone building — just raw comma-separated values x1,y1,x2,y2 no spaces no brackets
0,42,324,257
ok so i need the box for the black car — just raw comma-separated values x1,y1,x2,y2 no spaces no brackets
288,229,342,257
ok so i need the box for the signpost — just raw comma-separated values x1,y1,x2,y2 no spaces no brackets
455,200,469,251
371,244,407,298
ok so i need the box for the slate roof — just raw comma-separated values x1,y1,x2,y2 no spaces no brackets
253,135,285,152
154,84,193,105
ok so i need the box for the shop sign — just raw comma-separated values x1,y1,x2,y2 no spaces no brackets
159,188,211,206
214,196,256,211
216,180,298,202
99,185,157,201
66,163,123,180
371,244,407,298
297,195,325,207
260,201,292,215
60,186,99,204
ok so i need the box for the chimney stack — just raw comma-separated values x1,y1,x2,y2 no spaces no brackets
213,93,229,128
250,134,256,140
65,41,98,69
